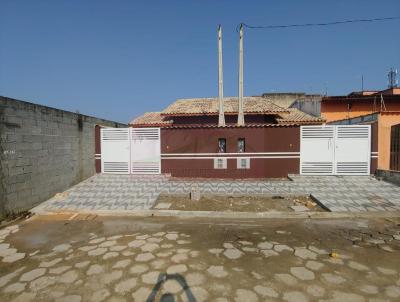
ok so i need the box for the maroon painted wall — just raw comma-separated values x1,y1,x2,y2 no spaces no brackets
161,127,300,154
160,124,378,178
162,158,299,178
161,126,300,178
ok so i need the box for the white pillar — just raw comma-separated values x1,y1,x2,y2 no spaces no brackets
218,25,225,127
237,24,245,126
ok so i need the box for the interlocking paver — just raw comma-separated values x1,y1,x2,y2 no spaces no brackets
32,174,400,213
32,174,170,213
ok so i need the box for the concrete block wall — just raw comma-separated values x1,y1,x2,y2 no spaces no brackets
0,96,126,217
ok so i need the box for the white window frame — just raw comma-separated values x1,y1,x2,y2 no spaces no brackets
214,158,227,169
237,157,250,169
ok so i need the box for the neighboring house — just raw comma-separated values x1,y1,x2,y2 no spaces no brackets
321,88,400,123
322,88,400,173
330,111,400,172
130,96,325,178
262,92,322,117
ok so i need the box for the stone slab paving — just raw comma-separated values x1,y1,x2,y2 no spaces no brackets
33,173,400,213
163,175,400,212
1,216,400,302
33,174,170,213
289,175,400,212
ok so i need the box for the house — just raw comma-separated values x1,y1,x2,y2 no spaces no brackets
262,92,322,117
130,96,325,178
320,87,400,173
330,111,400,172
321,88,400,123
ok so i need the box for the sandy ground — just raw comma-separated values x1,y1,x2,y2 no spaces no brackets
153,194,324,212
0,214,400,301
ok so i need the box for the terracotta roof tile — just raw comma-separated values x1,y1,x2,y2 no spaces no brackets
277,108,325,124
161,97,288,116
161,123,300,129
129,112,172,126
130,101,325,127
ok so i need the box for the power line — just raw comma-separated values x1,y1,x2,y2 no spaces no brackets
241,16,400,30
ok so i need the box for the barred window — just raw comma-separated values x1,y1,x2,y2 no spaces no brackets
218,138,226,153
238,138,245,153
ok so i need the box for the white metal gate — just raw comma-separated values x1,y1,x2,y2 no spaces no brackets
130,128,161,174
300,126,335,175
300,125,371,175
101,128,161,174
101,128,130,174
334,125,371,175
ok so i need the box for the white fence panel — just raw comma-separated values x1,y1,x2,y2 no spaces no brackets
300,126,335,175
130,128,161,174
300,125,371,175
101,128,130,174
334,125,370,175
101,128,161,175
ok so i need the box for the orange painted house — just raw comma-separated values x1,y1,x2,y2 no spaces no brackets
326,88,400,172
377,111,400,171
321,88,400,122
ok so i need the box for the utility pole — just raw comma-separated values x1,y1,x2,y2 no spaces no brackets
237,23,245,126
218,25,225,127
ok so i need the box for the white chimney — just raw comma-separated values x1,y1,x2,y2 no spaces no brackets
237,23,245,126
218,25,225,127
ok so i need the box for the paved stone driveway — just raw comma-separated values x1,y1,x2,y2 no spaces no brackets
163,175,400,212
33,174,170,213
33,174,400,213
1,216,400,301
290,175,400,212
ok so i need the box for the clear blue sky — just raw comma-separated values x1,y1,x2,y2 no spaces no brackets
1,1,399,123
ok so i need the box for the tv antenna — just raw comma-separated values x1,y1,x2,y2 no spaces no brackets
388,67,398,88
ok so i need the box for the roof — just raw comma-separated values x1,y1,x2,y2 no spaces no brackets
262,92,307,108
348,91,379,96
161,97,288,116
261,93,322,109
322,94,400,102
349,88,400,96
381,88,400,95
130,108,324,127
160,123,303,129
129,112,172,127
277,108,325,124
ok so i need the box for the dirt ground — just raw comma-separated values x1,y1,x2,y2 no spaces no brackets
1,214,400,301
153,194,325,212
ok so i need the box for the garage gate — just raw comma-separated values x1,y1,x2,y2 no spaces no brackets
100,128,161,174
300,125,371,175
